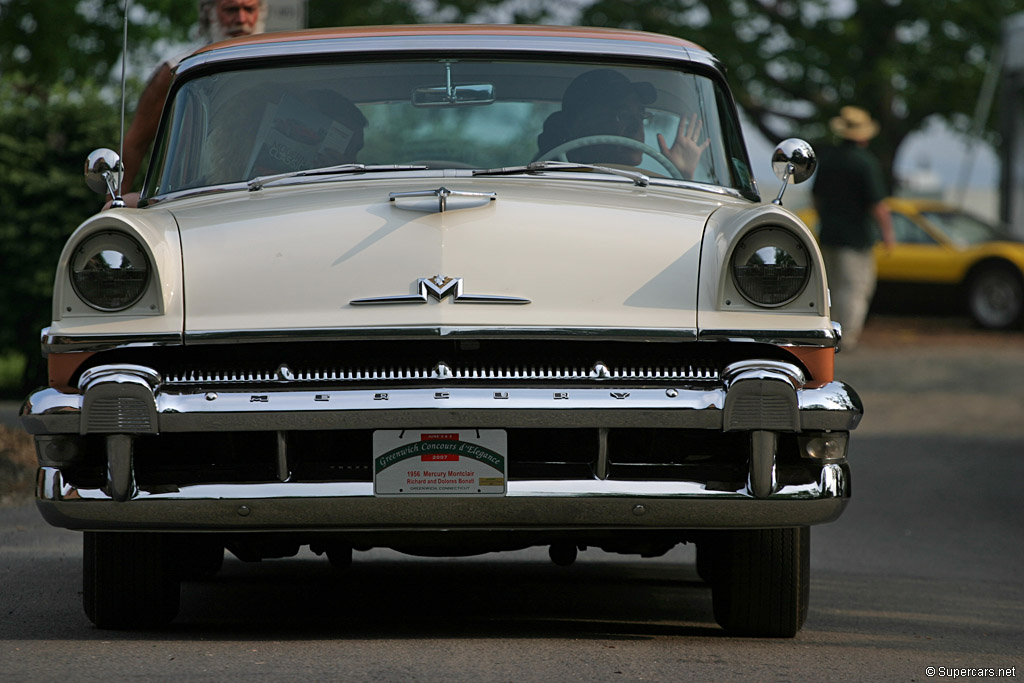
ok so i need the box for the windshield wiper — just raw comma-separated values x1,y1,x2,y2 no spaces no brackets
473,161,650,187
247,164,429,191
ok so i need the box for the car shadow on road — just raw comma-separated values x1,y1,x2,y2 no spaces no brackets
170,554,724,639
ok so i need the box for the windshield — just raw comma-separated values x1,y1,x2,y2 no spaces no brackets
147,58,755,198
920,210,1006,246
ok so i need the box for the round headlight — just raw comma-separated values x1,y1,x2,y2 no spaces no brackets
70,232,150,311
731,227,810,307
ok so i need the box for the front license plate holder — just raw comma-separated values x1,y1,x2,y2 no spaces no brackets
373,429,508,496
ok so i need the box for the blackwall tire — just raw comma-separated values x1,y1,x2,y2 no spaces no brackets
967,265,1024,330
83,532,180,629
710,527,810,637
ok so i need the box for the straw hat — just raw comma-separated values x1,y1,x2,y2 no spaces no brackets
829,106,880,142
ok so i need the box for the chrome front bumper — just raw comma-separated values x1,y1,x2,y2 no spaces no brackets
24,359,860,532
35,466,850,532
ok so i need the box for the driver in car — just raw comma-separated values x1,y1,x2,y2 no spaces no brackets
537,69,709,179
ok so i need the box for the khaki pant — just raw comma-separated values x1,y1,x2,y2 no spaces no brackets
821,246,876,351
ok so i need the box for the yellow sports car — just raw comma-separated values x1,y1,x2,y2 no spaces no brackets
800,198,1024,329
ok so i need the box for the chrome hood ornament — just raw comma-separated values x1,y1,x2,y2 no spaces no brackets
351,276,530,306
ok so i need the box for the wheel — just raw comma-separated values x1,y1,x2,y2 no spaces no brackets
710,527,809,637
175,536,224,580
83,532,180,629
535,135,683,179
966,264,1024,329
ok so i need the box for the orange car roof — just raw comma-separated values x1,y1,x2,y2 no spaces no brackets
193,24,707,56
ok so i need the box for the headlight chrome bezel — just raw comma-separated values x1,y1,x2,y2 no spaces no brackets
69,231,151,312
729,226,811,308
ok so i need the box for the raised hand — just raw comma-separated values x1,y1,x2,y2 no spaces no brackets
657,113,710,179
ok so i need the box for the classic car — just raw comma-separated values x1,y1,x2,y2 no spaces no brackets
21,25,861,637
800,198,1024,329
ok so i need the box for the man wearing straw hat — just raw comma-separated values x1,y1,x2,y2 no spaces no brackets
812,106,896,351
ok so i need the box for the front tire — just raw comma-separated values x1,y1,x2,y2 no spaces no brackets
966,264,1024,330
83,532,180,629
710,527,810,637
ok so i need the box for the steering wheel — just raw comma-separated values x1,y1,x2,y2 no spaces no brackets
535,135,683,180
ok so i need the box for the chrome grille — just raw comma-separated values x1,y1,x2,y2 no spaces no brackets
163,361,719,386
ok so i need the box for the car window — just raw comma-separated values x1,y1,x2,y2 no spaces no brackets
920,210,1005,246
147,58,754,198
890,212,937,245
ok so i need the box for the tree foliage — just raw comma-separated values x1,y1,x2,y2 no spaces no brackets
575,0,1024,186
0,76,122,394
0,0,195,87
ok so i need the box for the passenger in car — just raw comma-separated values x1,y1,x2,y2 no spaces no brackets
536,68,709,178
202,86,368,184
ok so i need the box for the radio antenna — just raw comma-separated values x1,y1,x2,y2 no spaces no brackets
112,0,129,208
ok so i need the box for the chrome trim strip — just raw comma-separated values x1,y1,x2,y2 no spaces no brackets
43,331,183,355
20,379,863,435
697,328,839,348
183,326,700,344
36,465,849,532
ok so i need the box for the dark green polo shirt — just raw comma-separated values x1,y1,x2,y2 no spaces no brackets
811,141,887,249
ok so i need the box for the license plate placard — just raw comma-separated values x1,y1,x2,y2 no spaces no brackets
373,429,507,496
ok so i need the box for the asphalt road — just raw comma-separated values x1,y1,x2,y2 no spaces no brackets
1,316,1022,681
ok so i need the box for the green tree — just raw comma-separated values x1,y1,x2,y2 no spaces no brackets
576,0,1023,188
0,76,123,394
0,0,195,87
307,0,425,26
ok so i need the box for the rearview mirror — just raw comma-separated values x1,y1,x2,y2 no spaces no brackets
412,83,495,107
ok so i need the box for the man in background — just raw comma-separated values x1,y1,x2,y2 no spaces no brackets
812,105,896,351
117,0,265,203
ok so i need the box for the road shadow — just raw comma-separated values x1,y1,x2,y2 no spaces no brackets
171,553,723,640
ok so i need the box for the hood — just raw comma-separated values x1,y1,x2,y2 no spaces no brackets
170,177,724,339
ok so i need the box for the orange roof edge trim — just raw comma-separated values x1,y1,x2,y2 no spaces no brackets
193,24,706,57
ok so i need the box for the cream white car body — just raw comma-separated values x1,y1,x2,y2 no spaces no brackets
23,25,858,636
48,179,828,339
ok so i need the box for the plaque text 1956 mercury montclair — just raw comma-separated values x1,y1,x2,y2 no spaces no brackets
22,24,860,636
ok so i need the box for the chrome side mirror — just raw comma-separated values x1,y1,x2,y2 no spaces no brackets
771,138,816,206
85,148,124,206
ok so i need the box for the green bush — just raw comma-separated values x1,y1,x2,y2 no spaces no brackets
0,76,121,397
